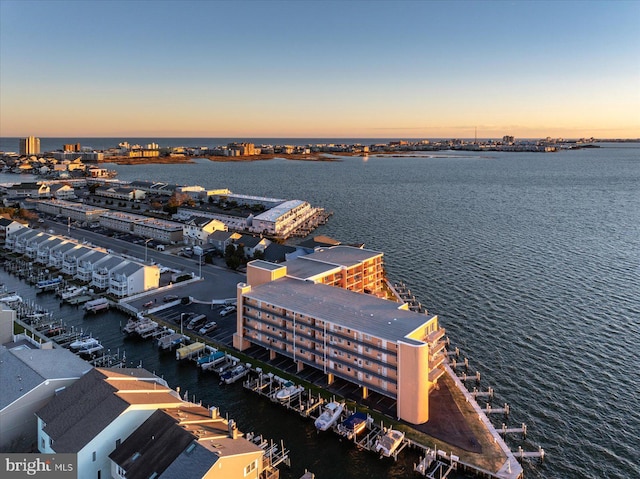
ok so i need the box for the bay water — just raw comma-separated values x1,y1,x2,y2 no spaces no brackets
2,141,638,478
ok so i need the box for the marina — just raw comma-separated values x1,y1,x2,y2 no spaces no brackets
0,256,547,479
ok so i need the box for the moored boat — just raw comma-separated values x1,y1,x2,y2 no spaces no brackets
314,401,344,431
221,363,250,384
70,336,100,351
274,381,304,402
374,428,405,457
337,412,368,439
84,297,109,313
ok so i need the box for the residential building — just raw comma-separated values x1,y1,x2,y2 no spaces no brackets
19,136,40,156
208,230,242,253
5,182,50,199
0,308,91,452
49,183,76,200
0,217,26,245
232,234,271,259
183,216,227,246
36,199,108,222
109,262,160,298
233,247,446,425
109,406,266,479
36,368,183,479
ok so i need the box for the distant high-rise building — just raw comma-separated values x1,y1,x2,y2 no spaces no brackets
19,136,40,155
62,143,81,152
502,135,515,144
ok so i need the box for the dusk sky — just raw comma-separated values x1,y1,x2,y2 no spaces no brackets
1,0,639,139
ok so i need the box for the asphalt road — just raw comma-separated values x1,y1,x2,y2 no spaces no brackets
38,219,246,308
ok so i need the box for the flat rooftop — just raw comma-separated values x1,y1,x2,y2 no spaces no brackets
245,277,434,345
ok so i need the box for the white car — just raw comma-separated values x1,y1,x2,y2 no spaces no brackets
219,305,236,317
199,321,218,335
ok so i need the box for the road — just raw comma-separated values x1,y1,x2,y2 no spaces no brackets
39,219,246,306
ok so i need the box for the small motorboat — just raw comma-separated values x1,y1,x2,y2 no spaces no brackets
375,428,405,457
69,336,99,351
314,401,344,431
275,381,304,402
221,363,250,384
338,412,368,439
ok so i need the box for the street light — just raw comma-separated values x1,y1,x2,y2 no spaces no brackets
144,238,152,263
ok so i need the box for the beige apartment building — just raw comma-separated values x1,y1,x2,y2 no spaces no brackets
233,247,446,425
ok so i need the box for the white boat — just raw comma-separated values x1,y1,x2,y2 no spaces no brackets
75,341,104,356
374,428,405,457
84,297,109,313
135,319,158,336
0,293,23,304
60,286,87,300
122,319,139,334
275,381,304,402
314,401,344,431
70,336,100,351
221,363,250,384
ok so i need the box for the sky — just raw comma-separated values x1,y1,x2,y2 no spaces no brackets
1,0,639,139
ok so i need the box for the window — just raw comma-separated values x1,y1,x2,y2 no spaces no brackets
244,460,257,476
92,451,96,462
116,438,121,448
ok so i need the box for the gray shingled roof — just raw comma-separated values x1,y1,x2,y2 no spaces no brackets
36,368,129,452
109,410,194,479
160,442,218,479
245,277,430,345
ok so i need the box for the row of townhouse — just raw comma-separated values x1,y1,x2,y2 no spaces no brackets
99,211,184,244
233,246,446,425
37,198,109,222
6,227,159,297
250,199,317,237
94,186,146,201
178,199,316,238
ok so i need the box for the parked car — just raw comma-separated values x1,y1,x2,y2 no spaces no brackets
199,321,218,335
219,305,237,317
142,300,154,308
163,295,179,302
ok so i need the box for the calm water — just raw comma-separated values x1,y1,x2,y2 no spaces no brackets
3,143,639,478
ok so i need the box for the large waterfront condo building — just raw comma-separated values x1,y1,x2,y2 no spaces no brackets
19,136,40,155
233,247,446,425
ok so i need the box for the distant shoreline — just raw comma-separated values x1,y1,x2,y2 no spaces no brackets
100,152,350,165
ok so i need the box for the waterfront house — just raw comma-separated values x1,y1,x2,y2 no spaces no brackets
61,245,94,276
35,236,66,264
91,256,127,290
49,241,81,269
0,217,26,245
0,309,91,452
36,368,183,479
109,406,266,479
76,250,110,282
109,261,159,298
10,228,42,254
